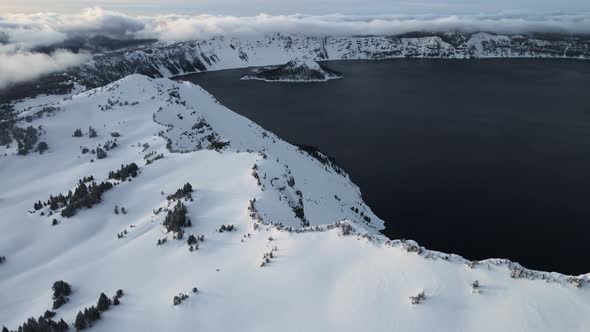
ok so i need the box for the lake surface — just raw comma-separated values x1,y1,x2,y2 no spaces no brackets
179,59,590,274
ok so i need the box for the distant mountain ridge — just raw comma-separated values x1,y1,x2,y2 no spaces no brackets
77,32,589,86
2,32,589,102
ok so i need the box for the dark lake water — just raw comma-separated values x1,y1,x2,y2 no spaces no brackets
179,59,590,275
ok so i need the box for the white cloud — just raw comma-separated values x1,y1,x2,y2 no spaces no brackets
135,13,590,40
2,8,590,49
0,49,89,88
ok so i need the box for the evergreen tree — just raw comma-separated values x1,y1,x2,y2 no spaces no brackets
74,311,87,331
84,306,100,323
52,280,71,298
88,126,97,138
96,147,107,159
37,141,49,154
57,319,69,331
97,293,111,312
73,129,83,137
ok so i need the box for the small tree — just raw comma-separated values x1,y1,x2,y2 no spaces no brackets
52,280,71,298
37,141,49,154
74,311,87,331
97,293,111,311
43,310,56,319
73,129,83,137
53,296,68,309
88,126,97,138
96,147,107,159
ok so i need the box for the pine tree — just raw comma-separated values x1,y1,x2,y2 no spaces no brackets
88,126,97,138
52,280,71,298
57,319,69,331
74,311,87,331
97,293,111,312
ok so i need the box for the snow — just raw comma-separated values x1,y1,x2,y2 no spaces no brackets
241,58,343,82
1,74,589,331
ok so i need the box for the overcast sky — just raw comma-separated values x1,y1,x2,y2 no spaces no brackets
1,0,590,15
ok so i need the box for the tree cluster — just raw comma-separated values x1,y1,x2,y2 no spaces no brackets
108,163,138,182
52,280,72,310
37,180,114,218
295,144,343,175
218,224,235,233
260,246,278,267
206,134,230,151
88,126,97,138
166,183,193,201
163,201,190,233
72,129,83,137
173,293,189,306
95,147,107,160
410,291,426,305
2,316,68,332
74,290,123,331
62,181,114,218
0,104,17,146
186,234,204,251
13,126,40,155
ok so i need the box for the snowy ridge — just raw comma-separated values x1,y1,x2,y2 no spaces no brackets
74,32,590,87
1,75,589,331
241,58,343,82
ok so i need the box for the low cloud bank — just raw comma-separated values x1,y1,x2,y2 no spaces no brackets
0,50,90,89
1,7,589,88
3,8,590,44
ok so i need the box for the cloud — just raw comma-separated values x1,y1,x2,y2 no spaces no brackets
2,8,590,49
0,49,89,89
135,13,590,40
0,8,589,88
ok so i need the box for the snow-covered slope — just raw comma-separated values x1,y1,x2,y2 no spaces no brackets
0,75,589,331
241,58,343,82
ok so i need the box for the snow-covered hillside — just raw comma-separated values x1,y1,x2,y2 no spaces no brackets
1,75,589,331
74,32,590,87
241,58,343,82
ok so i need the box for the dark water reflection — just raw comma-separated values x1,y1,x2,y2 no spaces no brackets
179,59,590,274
